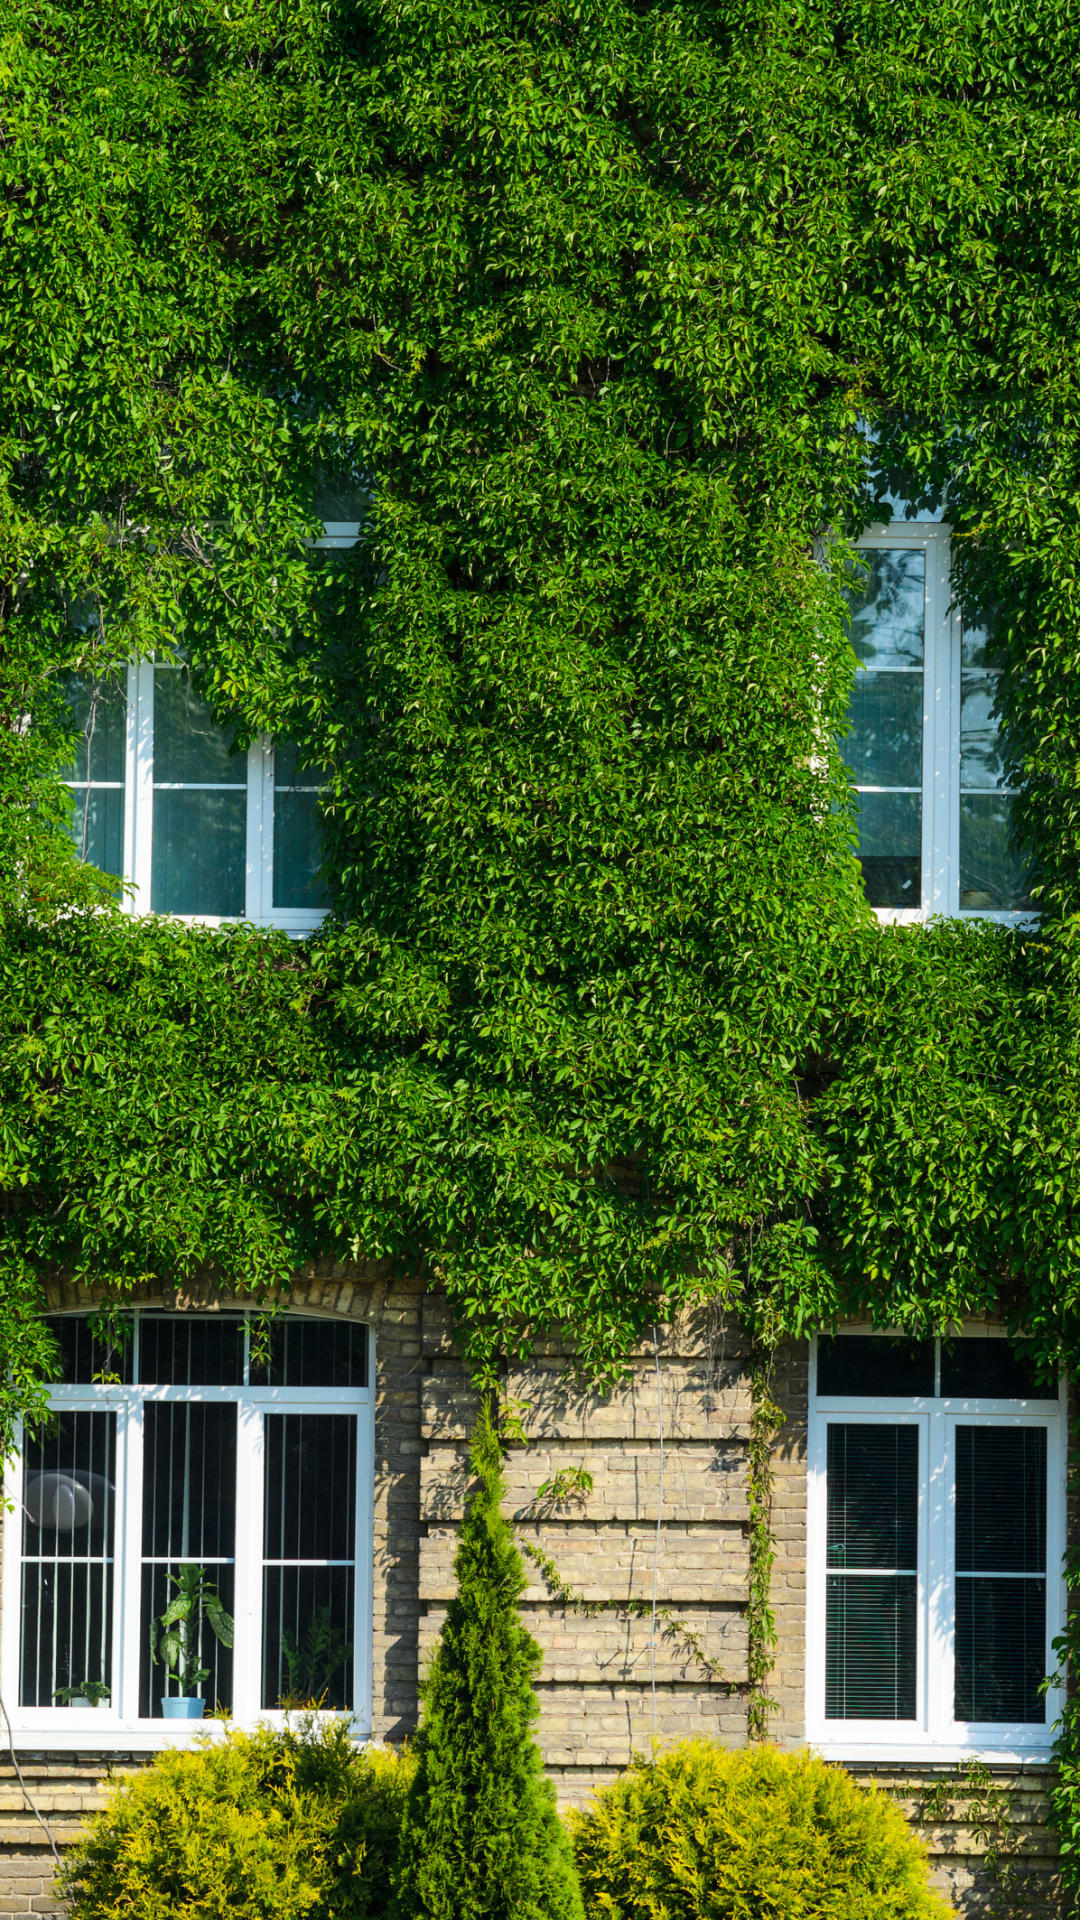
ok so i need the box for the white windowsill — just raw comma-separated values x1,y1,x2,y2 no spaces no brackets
811,1740,1055,1767
5,1714,371,1752
873,907,1040,929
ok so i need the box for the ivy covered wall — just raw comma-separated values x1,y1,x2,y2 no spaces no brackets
4,0,1080,1441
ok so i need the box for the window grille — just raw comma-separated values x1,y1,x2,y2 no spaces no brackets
2,1312,372,1745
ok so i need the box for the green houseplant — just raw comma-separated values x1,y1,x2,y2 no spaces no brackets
53,1680,111,1709
152,1564,234,1720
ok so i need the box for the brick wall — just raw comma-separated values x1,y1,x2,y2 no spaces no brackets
0,1284,1066,1916
418,1295,752,1800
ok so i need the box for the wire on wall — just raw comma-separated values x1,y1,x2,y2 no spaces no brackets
650,1322,665,1741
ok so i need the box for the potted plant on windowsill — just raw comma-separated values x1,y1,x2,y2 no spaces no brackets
152,1564,234,1721
53,1681,111,1709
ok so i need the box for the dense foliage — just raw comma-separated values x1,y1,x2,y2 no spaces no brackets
60,1718,413,1920
6,0,1080,1874
571,1739,948,1920
393,1409,583,1920
6,0,1080,1409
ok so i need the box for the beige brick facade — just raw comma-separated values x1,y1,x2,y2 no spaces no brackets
0,1281,1066,1915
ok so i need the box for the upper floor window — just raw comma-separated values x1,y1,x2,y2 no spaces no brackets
841,522,1033,920
808,1332,1064,1762
2,1311,372,1747
59,661,329,932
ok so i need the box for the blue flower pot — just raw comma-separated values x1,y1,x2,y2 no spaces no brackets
161,1697,205,1720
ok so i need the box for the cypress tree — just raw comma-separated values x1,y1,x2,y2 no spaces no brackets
393,1407,583,1920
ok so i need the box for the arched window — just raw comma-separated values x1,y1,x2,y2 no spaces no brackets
2,1312,373,1745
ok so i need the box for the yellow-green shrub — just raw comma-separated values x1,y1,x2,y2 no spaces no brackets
61,1718,414,1920
571,1740,948,1920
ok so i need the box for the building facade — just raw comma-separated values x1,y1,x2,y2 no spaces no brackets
2,504,1066,1919
0,1273,1066,1917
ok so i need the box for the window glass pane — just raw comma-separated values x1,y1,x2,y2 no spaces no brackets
262,1415,357,1711
826,1573,917,1720
251,1319,369,1389
263,1414,356,1563
137,1315,245,1386
153,670,245,785
960,674,1007,789
150,789,246,915
274,743,331,788
955,1426,1046,1574
58,673,127,784
273,789,328,911
43,1315,134,1385
68,788,124,877
955,1577,1045,1723
940,1339,1046,1400
959,794,1033,913
142,1403,238,1560
842,674,923,790
852,791,921,909
827,1424,918,1569
140,1404,237,1717
961,624,1007,671
20,1413,116,1707
844,551,926,668
817,1336,934,1399
263,1568,355,1711
825,1424,919,1722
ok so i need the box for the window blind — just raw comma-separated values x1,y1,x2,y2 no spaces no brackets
954,1425,1046,1723
825,1424,918,1719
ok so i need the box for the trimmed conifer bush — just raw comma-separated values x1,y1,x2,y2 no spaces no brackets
60,1716,413,1920
571,1739,948,1920
392,1406,583,1920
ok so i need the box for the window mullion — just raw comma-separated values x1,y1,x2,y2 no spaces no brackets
119,1398,145,1724
245,740,269,923
925,529,956,916
130,661,155,910
925,1407,951,1743
232,1400,265,1723
354,1343,376,1734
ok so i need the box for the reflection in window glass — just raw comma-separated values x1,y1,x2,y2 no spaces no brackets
151,669,246,915
842,552,925,909
850,792,921,911
959,629,1032,912
20,1413,116,1707
59,674,127,877
272,743,329,911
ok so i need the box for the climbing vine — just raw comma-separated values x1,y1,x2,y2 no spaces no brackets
517,1539,729,1689
745,1355,782,1741
6,0,1080,1854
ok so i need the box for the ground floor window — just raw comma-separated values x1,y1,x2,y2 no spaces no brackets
807,1333,1065,1760
2,1313,373,1744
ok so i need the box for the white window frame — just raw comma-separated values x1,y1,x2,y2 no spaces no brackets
854,520,1031,926
1,1313,375,1751
806,1333,1066,1764
65,522,362,934
107,660,327,934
